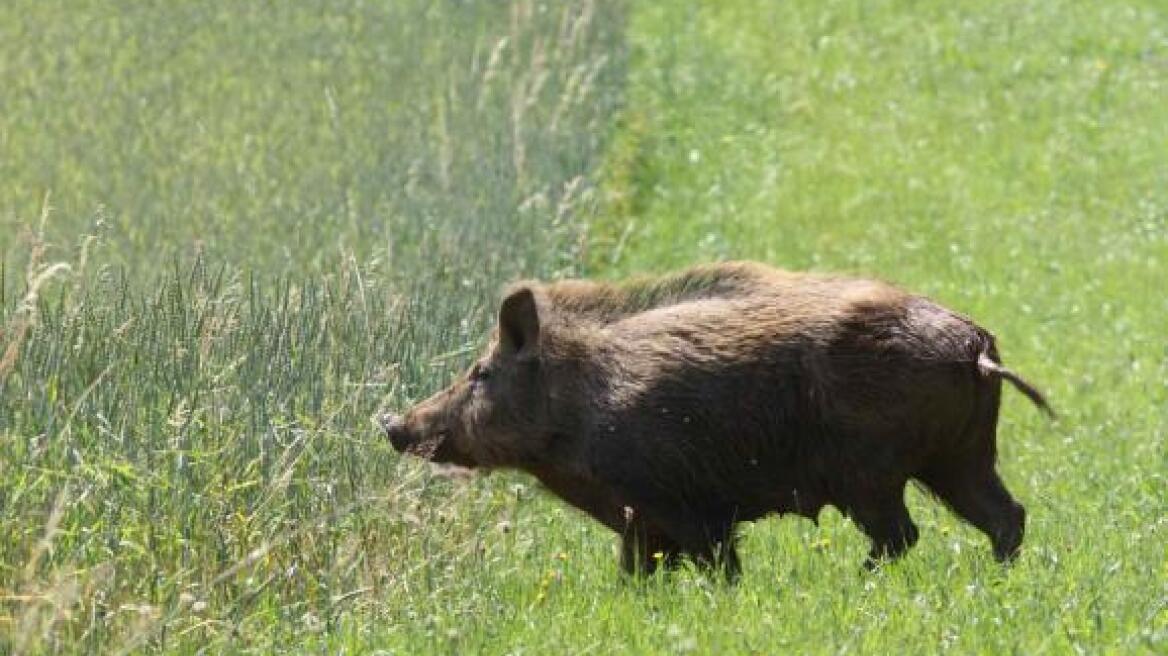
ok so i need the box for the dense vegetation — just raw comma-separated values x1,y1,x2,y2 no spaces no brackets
2,0,1164,652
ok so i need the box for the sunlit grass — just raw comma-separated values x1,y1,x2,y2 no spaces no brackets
1,0,625,652
586,0,1167,653
2,0,1166,653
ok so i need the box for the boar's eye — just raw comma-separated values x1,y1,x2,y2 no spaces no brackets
469,363,491,384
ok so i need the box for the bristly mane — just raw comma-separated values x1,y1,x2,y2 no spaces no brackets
519,261,788,324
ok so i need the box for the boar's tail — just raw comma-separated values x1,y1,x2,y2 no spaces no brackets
977,352,1057,419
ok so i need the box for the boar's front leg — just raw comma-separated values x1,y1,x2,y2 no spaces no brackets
532,469,684,574
688,524,742,582
616,498,741,580
620,518,682,576
601,459,742,579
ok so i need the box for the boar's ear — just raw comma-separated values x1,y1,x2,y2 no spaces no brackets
499,286,541,356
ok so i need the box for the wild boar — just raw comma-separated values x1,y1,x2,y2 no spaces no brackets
381,261,1053,578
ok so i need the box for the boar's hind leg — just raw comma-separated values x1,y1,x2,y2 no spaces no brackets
845,485,920,570
918,465,1025,563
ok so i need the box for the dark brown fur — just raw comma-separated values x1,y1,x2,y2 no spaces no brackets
382,261,1053,578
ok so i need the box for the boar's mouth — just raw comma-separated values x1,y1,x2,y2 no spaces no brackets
404,430,450,460
382,413,475,467
411,430,479,469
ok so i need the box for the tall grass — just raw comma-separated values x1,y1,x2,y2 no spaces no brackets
0,0,622,276
3,0,1166,653
1,1,626,652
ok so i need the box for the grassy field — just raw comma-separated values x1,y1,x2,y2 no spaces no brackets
2,0,1165,653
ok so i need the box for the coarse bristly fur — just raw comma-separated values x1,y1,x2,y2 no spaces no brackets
382,261,1055,579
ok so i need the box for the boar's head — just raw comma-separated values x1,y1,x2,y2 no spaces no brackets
381,286,579,469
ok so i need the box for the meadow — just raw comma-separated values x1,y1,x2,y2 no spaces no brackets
1,0,1165,653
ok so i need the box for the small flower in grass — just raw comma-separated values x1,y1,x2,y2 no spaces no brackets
179,593,207,615
811,537,831,551
534,568,562,605
301,611,323,633
556,551,569,561
653,551,665,561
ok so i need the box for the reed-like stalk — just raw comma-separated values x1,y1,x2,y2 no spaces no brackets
0,2,626,652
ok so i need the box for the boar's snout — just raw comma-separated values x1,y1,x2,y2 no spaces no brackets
380,412,413,452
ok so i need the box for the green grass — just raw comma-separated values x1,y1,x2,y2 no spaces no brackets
1,1,627,652
0,0,622,275
2,0,1166,653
